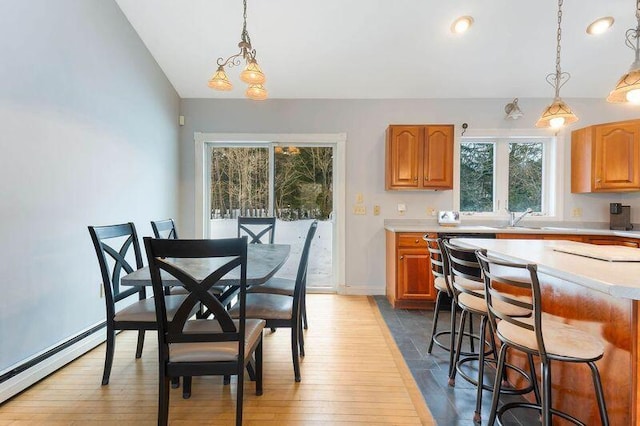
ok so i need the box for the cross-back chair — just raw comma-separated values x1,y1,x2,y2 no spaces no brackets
151,218,178,239
237,216,276,244
144,236,265,426
230,220,317,382
88,222,186,385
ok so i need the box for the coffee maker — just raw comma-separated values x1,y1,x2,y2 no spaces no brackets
610,203,633,230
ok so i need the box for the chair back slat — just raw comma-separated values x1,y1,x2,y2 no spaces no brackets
476,251,544,355
442,240,485,301
144,236,248,348
237,216,276,244
423,236,451,295
151,219,178,239
88,222,146,312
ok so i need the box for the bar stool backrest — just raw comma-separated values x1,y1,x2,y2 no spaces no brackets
423,236,452,296
442,240,485,305
475,252,543,360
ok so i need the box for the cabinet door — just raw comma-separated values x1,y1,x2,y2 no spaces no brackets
588,237,640,247
396,247,435,301
387,126,423,189
423,125,454,189
594,122,640,190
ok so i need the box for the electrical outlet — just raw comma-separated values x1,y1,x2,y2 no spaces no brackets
99,283,104,298
373,205,380,216
572,207,582,218
353,205,366,215
356,193,364,204
426,207,436,216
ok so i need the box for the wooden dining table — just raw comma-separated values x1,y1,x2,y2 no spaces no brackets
121,243,291,288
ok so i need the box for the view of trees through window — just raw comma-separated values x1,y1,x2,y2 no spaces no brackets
460,140,543,213
210,146,333,220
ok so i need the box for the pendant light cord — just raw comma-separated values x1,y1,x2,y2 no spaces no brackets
554,0,563,98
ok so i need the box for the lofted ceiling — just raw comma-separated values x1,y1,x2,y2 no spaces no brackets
116,0,633,100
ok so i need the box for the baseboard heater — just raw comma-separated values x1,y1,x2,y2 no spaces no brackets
0,321,106,404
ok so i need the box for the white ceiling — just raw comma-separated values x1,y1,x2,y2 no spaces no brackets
116,0,633,100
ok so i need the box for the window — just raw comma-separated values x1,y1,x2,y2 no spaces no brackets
459,136,554,215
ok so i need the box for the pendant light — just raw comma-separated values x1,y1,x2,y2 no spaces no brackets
208,0,268,100
607,0,640,103
536,0,578,129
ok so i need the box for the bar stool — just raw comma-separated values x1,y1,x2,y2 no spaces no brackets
443,240,537,423
424,236,475,377
476,251,609,426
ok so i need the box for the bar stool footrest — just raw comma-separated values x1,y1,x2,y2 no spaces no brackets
456,356,536,395
497,401,587,426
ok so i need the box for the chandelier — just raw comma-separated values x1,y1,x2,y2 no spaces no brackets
208,0,267,100
535,0,578,128
607,0,640,103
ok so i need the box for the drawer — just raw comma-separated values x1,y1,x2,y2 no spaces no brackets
398,233,429,248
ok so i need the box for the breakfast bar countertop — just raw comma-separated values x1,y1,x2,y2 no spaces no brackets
453,237,640,300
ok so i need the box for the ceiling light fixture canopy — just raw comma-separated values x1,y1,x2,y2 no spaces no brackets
208,0,267,100
607,0,640,104
505,98,524,120
451,16,474,34
536,0,578,129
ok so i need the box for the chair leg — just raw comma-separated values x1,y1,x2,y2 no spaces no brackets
427,290,444,354
236,361,244,426
468,313,475,353
449,309,468,386
588,361,609,426
135,330,145,359
171,377,180,388
102,326,115,386
298,322,305,357
541,361,552,426
302,288,309,330
528,354,541,405
291,323,301,382
473,316,488,423
448,302,457,378
224,375,231,385
158,369,170,426
182,376,192,399
487,343,508,426
255,338,264,396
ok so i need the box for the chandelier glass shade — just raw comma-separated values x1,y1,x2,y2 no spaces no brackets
608,0,640,104
536,0,578,129
208,0,268,100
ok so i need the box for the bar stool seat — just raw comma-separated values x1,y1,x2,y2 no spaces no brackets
498,316,605,361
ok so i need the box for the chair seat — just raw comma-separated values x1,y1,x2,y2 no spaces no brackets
169,319,265,363
247,277,295,296
457,292,531,317
497,316,605,361
434,276,449,293
114,295,186,322
228,293,294,320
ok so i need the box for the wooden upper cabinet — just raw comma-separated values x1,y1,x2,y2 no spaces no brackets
386,124,454,190
571,119,640,193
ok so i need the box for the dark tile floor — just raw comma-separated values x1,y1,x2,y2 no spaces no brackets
374,296,540,426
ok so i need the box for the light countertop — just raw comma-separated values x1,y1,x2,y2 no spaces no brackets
453,238,640,300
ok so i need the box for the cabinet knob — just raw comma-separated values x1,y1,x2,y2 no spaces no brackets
414,178,418,182
399,255,404,260
415,239,420,243
596,177,602,183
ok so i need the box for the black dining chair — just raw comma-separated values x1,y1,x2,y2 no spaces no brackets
144,236,265,426
151,218,178,239
88,222,186,385
229,220,317,382
237,216,276,244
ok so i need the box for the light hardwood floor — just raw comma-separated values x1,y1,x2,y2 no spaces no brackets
0,295,434,425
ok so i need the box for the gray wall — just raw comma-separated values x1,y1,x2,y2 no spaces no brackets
179,98,640,294
0,0,180,372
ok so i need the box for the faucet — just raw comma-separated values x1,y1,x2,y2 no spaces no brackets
508,208,533,227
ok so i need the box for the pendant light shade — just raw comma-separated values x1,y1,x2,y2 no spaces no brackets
208,66,233,91
240,59,266,85
607,0,640,104
246,84,268,100
535,98,579,128
607,67,640,103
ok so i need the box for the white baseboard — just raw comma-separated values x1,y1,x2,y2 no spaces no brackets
340,285,385,296
0,329,106,404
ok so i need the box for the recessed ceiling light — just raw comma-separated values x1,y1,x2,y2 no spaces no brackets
451,16,474,34
586,17,614,35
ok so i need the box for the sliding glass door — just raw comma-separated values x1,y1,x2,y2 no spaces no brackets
206,142,335,291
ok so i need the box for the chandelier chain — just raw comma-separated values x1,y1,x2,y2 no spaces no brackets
555,0,563,79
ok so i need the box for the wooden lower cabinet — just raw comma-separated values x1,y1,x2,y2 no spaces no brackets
587,237,640,247
386,231,436,309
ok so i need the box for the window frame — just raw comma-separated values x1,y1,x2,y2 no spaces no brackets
453,129,562,221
